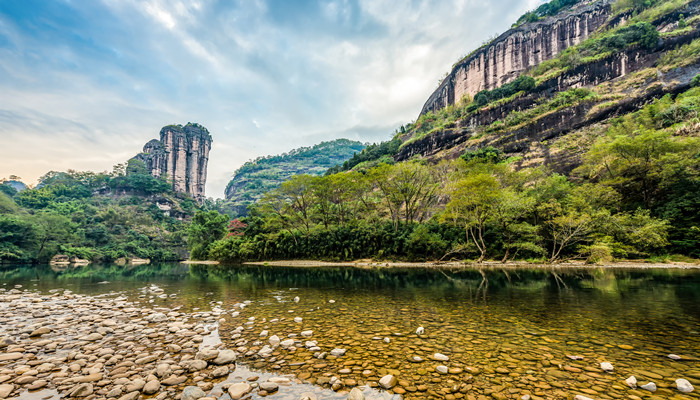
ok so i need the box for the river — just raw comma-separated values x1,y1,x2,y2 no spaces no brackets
0,262,699,400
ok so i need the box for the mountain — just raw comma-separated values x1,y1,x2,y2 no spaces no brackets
338,0,700,173
222,139,366,217
131,123,212,202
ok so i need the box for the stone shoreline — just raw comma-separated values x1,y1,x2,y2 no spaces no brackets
0,287,367,400
240,260,700,270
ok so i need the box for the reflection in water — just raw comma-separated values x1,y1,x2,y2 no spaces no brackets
1,263,700,399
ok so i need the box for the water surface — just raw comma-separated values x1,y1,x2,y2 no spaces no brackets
1,263,699,399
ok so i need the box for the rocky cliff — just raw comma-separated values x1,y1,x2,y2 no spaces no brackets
133,123,212,201
421,0,612,115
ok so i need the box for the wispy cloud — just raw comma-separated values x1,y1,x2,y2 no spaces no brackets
0,0,542,197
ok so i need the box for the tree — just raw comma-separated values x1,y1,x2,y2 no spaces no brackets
187,210,229,260
443,173,501,262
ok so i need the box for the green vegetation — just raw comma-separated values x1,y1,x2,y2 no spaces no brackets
514,0,580,27
220,139,365,217
0,166,198,263
191,87,700,264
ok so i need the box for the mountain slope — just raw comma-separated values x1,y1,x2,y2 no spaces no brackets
222,139,366,217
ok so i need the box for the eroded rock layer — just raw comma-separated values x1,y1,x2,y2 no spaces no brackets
134,123,212,201
421,0,612,115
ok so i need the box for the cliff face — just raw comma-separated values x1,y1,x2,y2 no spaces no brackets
133,123,212,201
421,0,612,115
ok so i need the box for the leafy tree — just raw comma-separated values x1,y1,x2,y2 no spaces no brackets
187,210,229,260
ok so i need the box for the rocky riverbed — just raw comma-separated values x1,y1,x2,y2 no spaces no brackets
1,267,700,400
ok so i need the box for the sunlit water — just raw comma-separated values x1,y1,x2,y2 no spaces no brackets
1,262,699,400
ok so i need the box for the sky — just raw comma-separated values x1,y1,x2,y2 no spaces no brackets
0,0,542,199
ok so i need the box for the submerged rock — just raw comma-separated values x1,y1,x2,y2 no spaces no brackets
182,386,206,400
228,382,252,399
600,362,614,372
640,382,657,392
347,387,365,400
379,375,397,389
676,378,694,393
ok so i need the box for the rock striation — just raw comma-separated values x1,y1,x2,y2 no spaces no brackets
133,123,212,201
421,0,612,115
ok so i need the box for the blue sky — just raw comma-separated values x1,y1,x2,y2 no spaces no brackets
0,0,541,198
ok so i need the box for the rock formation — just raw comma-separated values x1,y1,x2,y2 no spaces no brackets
132,123,212,201
421,0,612,115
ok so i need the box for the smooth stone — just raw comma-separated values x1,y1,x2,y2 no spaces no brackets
143,380,160,395
117,392,139,400
379,375,397,389
433,353,449,361
676,378,694,393
182,386,206,400
29,327,51,337
436,365,448,374
348,387,365,400
416,327,425,335
259,382,279,392
573,396,594,400
280,339,295,348
211,366,229,378
269,335,280,347
294,317,303,323
294,296,300,302
228,382,252,399
0,384,14,398
213,349,236,365
301,330,313,337
600,362,614,372
0,353,23,362
330,348,346,357
196,348,219,361
84,333,103,341
640,382,657,392
625,375,637,388
668,354,682,360
161,375,187,386
70,383,94,397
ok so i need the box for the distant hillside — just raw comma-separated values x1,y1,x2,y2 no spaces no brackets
222,139,366,217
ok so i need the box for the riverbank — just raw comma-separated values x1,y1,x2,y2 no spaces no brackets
241,259,700,270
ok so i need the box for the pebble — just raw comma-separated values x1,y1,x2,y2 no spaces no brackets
676,378,694,393
379,374,397,389
625,375,637,388
433,353,449,361
182,385,206,400
600,362,614,372
640,382,657,392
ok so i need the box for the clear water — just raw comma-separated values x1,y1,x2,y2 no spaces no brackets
1,263,699,399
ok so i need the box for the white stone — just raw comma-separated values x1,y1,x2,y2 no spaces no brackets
293,296,300,302
625,375,637,388
259,330,268,337
269,335,280,347
676,378,694,393
436,365,448,374
600,362,614,372
228,382,252,400
416,326,425,335
433,353,449,361
301,330,313,337
294,317,303,323
668,354,682,360
348,387,365,400
280,339,295,348
330,348,346,357
640,382,657,392
379,375,397,389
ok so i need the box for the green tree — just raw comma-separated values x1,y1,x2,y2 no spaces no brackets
187,210,229,260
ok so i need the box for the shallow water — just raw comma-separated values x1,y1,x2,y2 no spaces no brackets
1,262,699,399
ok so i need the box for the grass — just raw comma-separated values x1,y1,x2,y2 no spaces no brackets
658,37,700,70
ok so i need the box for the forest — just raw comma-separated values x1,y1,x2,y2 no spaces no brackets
191,88,700,264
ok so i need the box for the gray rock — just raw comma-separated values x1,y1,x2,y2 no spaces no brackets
228,382,251,400
211,366,229,378
676,378,694,393
379,375,397,389
182,386,206,400
196,348,219,361
213,349,236,365
640,382,657,392
347,387,365,400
